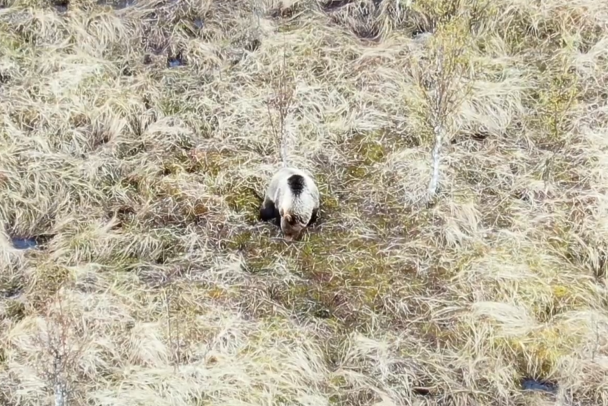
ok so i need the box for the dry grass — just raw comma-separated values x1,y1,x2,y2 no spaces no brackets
1,0,608,404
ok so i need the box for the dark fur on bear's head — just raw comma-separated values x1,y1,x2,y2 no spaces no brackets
279,208,305,241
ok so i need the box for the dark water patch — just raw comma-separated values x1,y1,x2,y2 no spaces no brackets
11,237,38,250
521,378,557,394
193,18,204,29
53,0,68,13
11,234,54,250
97,0,136,9
167,54,185,68
322,0,353,11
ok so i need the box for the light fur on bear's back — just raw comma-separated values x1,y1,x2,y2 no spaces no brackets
269,168,318,202
266,167,319,224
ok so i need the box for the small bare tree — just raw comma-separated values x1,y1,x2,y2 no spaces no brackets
164,283,183,370
413,16,472,204
266,35,295,167
36,290,88,406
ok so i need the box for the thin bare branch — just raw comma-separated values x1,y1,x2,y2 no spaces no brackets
266,32,295,167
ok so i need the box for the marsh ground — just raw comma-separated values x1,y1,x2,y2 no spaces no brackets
1,0,608,405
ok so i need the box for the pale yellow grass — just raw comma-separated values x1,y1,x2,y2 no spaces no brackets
1,0,608,405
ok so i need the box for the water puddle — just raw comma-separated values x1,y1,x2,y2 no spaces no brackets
54,0,68,13
167,54,185,68
11,234,53,250
97,0,136,9
11,237,39,250
322,0,352,11
521,378,557,394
